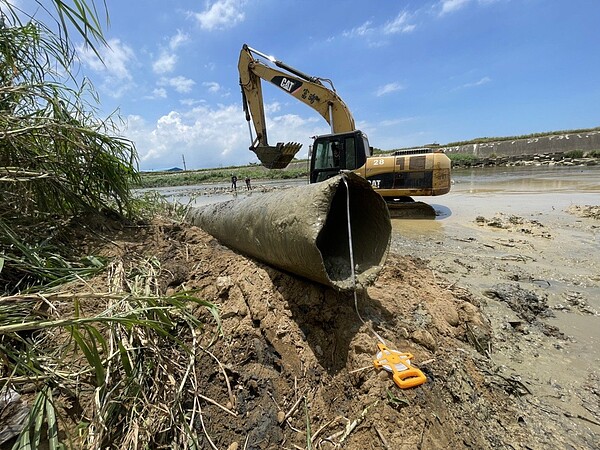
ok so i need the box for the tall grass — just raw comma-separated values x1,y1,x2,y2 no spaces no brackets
1,1,139,292
1,256,221,449
0,3,211,447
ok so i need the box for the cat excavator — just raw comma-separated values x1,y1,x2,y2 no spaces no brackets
238,44,451,217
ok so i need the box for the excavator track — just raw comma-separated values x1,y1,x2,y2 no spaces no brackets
385,198,437,219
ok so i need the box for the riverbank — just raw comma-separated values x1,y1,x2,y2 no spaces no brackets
137,151,600,190
134,165,599,448
449,150,600,169
4,166,598,448
136,163,308,188
28,208,596,448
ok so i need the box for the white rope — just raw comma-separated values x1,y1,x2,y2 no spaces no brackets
341,174,386,345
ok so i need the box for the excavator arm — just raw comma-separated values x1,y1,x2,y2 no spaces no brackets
238,44,355,168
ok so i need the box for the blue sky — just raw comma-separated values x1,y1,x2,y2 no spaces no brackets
68,1,600,170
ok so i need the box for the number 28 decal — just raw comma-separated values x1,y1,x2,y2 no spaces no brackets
372,159,385,166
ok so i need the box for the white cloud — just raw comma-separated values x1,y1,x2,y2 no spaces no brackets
78,38,134,81
142,88,168,100
379,117,414,127
153,52,177,74
460,76,491,88
122,102,327,170
264,102,281,114
77,38,136,98
180,98,206,107
438,0,502,15
376,82,405,97
342,13,414,46
202,81,221,93
439,0,471,15
342,21,375,38
159,76,196,93
193,0,246,31
169,30,189,50
383,12,416,34
152,31,190,74
152,88,167,98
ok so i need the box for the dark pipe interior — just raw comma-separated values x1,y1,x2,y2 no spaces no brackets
316,181,390,282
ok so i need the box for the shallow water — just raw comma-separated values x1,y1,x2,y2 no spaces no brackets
390,165,600,393
148,165,600,210
139,178,309,208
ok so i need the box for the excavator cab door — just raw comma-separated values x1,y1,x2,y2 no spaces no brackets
310,139,342,183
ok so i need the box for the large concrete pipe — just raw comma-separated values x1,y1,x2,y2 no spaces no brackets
186,173,391,290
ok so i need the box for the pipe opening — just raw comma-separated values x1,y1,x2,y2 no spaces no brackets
317,178,391,284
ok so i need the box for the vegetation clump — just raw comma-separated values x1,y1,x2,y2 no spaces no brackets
0,1,138,291
0,3,219,449
588,149,600,158
446,153,478,163
564,150,584,159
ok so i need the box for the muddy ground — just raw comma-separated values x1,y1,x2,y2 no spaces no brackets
85,201,599,449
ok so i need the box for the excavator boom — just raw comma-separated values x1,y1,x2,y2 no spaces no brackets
239,44,355,168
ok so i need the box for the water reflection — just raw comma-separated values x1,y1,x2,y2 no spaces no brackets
432,204,452,219
452,165,600,194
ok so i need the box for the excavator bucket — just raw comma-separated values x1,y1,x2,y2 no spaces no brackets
253,142,302,169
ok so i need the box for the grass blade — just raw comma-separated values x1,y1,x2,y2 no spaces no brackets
32,391,46,448
70,326,105,387
44,389,58,450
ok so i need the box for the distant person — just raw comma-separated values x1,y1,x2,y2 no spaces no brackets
245,176,252,190
231,174,237,190
331,142,341,167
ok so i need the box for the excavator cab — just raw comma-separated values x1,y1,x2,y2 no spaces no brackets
310,131,370,183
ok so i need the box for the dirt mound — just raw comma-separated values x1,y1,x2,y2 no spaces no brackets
475,213,552,238
566,204,600,220
83,218,599,449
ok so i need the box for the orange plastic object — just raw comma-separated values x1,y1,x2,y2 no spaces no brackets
373,343,427,389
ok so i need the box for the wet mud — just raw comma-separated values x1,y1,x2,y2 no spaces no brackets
95,218,598,449
390,165,600,449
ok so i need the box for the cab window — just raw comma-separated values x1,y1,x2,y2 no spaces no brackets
314,140,341,170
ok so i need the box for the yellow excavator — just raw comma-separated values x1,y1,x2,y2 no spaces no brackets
238,44,451,217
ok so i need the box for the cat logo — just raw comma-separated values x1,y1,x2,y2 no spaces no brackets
271,76,302,94
280,77,295,92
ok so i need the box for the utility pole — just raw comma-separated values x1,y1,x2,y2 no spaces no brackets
182,154,187,171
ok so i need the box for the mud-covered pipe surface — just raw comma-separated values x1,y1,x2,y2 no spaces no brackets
186,173,391,290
